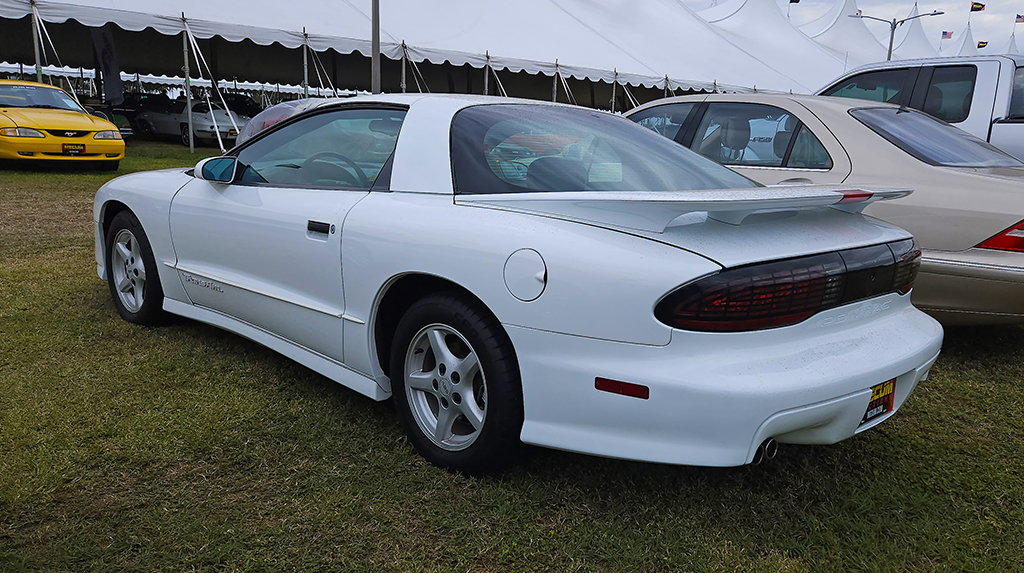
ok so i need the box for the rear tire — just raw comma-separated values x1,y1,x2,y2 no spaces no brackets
390,292,525,474
180,124,198,147
105,210,164,325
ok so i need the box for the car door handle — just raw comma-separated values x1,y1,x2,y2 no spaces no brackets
307,220,332,235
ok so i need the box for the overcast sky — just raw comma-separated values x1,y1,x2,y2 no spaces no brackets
683,0,1022,51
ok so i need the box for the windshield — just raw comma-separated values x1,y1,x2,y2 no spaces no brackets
851,107,1024,168
0,84,84,112
451,104,758,194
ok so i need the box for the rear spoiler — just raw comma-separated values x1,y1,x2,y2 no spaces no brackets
457,185,911,233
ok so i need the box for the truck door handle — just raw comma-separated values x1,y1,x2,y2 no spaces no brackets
307,220,332,235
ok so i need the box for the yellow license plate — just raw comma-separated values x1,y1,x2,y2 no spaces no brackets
861,379,896,424
63,143,85,155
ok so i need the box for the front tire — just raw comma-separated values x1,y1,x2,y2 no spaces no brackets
105,210,164,325
390,292,524,473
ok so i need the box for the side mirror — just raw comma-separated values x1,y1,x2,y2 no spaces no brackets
196,156,237,183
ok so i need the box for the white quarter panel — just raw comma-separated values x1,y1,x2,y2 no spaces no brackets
510,292,942,466
93,169,195,304
169,179,361,360
339,191,723,377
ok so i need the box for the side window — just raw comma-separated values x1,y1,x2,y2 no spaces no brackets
787,126,833,169
821,68,910,104
1008,67,1024,118
627,103,696,140
691,103,795,167
169,100,186,114
921,65,977,123
235,107,407,190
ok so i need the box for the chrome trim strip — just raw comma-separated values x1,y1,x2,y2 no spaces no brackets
342,314,366,324
739,166,831,172
171,263,344,318
921,257,1024,276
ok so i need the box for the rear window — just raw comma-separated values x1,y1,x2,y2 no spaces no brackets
1010,67,1024,119
921,65,977,123
851,107,1023,168
450,104,757,194
822,68,910,104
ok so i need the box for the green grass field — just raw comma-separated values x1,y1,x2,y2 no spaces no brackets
1,141,1022,572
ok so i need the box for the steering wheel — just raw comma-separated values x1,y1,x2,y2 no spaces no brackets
299,151,370,188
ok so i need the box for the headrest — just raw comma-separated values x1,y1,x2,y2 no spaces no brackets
525,157,587,192
720,117,751,151
774,129,794,160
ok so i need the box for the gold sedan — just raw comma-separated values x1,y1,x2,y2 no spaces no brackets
0,79,124,170
627,93,1024,325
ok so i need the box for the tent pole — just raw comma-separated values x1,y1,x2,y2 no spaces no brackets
31,9,42,83
552,60,558,102
183,28,194,154
611,70,617,113
302,29,309,97
400,42,407,93
483,52,489,95
371,0,380,93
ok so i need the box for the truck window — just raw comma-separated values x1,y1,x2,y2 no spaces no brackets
821,68,911,104
1010,67,1024,119
921,66,977,124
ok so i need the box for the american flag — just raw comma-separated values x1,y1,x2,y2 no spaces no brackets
857,9,862,15
942,31,954,39
1017,14,1024,23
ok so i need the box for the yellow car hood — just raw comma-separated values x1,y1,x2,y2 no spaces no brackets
0,107,116,132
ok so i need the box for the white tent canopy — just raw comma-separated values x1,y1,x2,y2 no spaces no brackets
697,0,845,92
798,0,887,70
980,31,1020,56
892,4,940,60
0,0,813,94
943,23,978,57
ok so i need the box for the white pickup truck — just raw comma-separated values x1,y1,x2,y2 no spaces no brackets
818,55,1024,160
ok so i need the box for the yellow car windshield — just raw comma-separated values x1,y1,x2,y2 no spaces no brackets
0,84,84,113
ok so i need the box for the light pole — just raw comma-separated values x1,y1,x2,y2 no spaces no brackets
851,10,944,60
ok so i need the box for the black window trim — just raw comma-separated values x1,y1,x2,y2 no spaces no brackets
221,102,410,191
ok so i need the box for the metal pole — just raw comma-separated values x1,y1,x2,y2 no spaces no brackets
887,19,896,61
371,0,381,93
183,30,194,154
552,61,558,102
302,30,309,97
400,43,407,93
611,70,617,113
483,52,489,95
31,10,42,83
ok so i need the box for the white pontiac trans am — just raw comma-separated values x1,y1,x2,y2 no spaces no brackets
94,94,943,472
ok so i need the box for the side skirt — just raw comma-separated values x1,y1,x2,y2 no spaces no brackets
163,298,390,401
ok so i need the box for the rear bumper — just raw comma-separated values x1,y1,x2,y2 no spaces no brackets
510,292,943,467
915,249,1024,324
0,136,124,161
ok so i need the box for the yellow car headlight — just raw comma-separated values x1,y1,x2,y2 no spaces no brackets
0,127,45,138
93,130,123,140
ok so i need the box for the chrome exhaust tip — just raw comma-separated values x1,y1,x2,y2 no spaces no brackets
751,442,765,465
764,438,778,460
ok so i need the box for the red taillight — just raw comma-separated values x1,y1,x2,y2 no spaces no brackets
655,239,920,332
977,221,1024,253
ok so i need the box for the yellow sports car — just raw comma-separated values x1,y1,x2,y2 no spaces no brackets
0,79,125,170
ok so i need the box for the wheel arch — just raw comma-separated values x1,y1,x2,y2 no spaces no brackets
371,272,503,378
